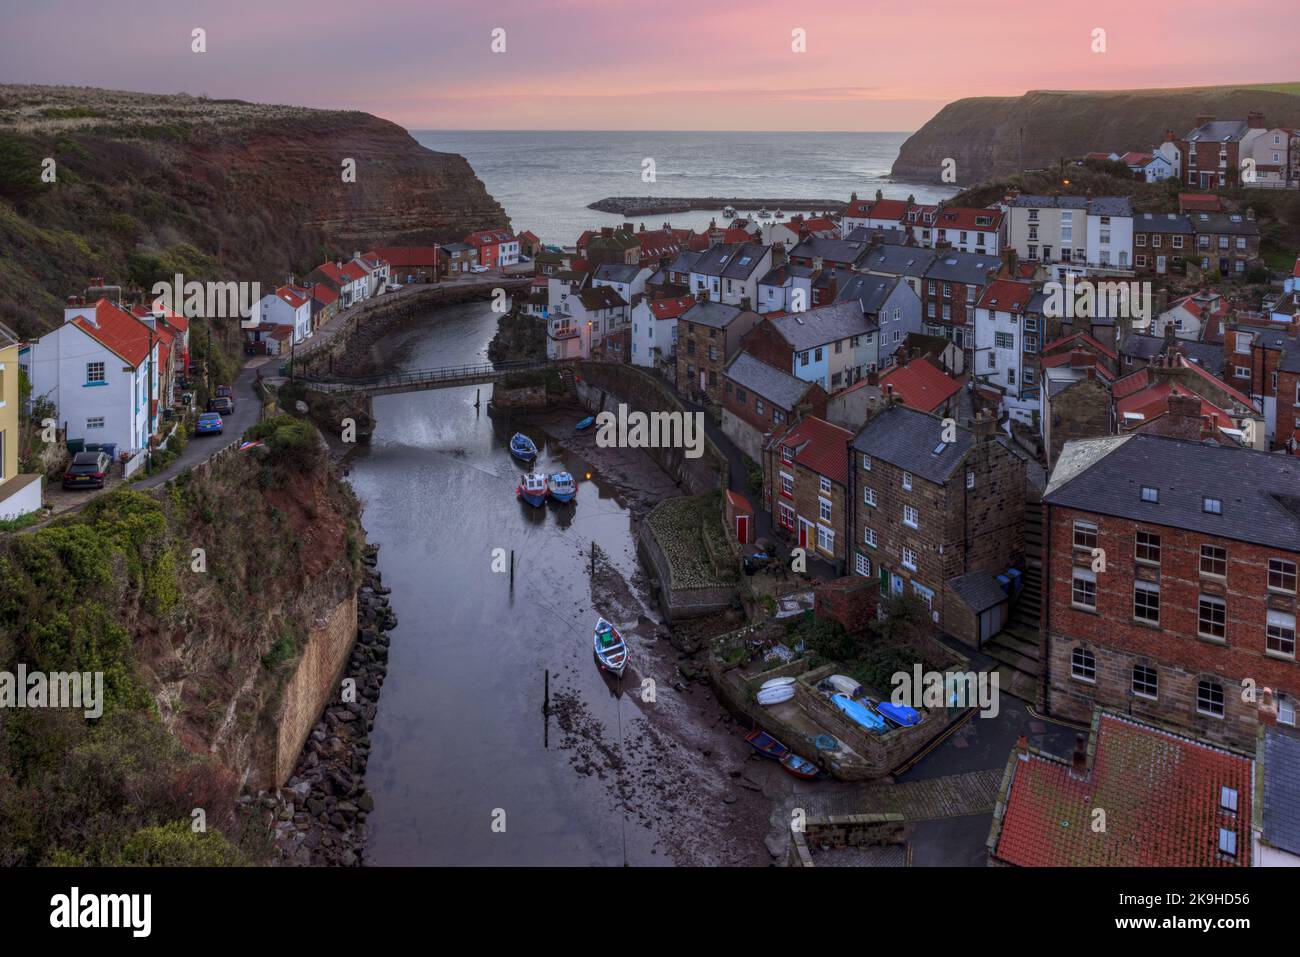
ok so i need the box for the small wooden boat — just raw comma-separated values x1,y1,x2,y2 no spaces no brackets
593,617,628,677
722,205,737,219
547,471,577,504
780,752,819,779
575,415,595,431
744,728,790,761
826,674,864,698
757,207,771,218
509,432,538,463
875,700,922,728
516,472,548,507
831,693,886,732
757,684,795,706
774,208,785,219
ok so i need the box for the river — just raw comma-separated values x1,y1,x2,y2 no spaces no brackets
348,302,776,866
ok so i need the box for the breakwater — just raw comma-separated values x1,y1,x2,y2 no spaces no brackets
588,197,846,217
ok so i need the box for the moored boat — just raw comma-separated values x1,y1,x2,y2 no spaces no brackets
509,432,538,463
744,728,790,760
516,471,548,507
831,692,886,732
757,207,770,218
874,700,922,728
722,205,737,219
774,208,785,219
547,471,577,504
575,415,595,431
593,617,628,677
780,752,819,779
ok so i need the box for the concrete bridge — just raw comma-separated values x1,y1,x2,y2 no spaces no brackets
300,360,566,398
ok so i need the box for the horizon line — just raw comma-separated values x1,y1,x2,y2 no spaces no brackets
405,127,919,135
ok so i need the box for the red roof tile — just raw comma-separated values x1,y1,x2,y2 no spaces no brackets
775,416,852,486
1041,330,1119,361
648,295,695,320
977,279,1033,313
71,299,153,367
877,358,962,413
993,713,1253,867
933,206,1003,232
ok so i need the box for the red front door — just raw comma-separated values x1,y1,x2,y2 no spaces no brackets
798,520,811,550
736,514,749,544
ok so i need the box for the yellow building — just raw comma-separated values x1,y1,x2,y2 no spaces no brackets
0,324,42,522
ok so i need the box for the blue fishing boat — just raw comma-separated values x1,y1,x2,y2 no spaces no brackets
745,728,790,761
516,472,548,507
575,415,595,431
874,700,922,728
831,693,886,732
509,432,538,463
547,471,577,504
593,617,628,677
780,752,820,780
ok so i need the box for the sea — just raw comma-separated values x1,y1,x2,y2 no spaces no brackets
409,130,957,245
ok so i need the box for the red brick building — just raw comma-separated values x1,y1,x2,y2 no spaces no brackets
721,350,827,462
762,415,853,567
1250,329,1300,453
1042,434,1300,752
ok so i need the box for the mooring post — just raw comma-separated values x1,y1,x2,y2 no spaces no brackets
510,548,515,587
475,387,481,409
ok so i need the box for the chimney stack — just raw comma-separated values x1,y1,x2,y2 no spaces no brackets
1071,734,1087,776
1247,110,1266,129
1195,114,1213,129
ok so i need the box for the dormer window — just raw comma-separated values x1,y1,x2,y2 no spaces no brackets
1141,486,1159,503
1203,497,1222,515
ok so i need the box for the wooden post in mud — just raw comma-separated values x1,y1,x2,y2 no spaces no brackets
510,549,515,587
475,387,481,409
542,669,550,749
590,542,596,578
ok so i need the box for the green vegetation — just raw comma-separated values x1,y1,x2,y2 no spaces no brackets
245,415,323,473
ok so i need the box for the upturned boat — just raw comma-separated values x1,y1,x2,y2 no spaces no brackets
831,692,886,732
593,617,628,677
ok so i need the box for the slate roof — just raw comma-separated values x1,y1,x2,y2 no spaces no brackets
993,712,1254,867
835,274,898,315
1253,331,1300,374
682,299,746,330
690,242,764,279
1120,333,1224,375
1189,212,1260,236
789,237,869,267
1134,212,1194,233
850,403,975,485
593,262,644,284
1261,728,1300,857
924,251,1000,285
1043,433,1300,552
770,302,871,352
860,245,937,278
1185,119,1249,142
842,226,911,245
577,286,627,310
1006,195,1131,217
758,262,815,286
724,351,814,411
667,249,704,274
947,570,1007,614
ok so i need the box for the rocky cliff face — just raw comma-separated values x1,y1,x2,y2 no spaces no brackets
892,86,1300,186
0,85,509,336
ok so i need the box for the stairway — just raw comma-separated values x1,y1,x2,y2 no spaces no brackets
983,492,1045,704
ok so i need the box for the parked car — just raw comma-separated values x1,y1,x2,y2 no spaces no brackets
215,384,234,408
196,412,224,436
62,450,111,490
208,396,234,416
470,264,489,273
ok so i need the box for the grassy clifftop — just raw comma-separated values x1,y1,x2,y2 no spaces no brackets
893,83,1300,185
0,85,510,338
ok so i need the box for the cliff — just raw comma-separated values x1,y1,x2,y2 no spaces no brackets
892,84,1300,185
0,85,509,337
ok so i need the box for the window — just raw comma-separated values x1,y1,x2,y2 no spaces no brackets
1135,530,1161,564
1071,647,1096,682
1197,680,1225,717
1269,559,1297,593
863,527,876,548
966,471,975,490
733,385,745,402
903,506,920,529
1134,581,1160,624
861,454,871,471
86,361,105,384
816,525,835,554
1132,664,1158,699
1072,567,1097,609
902,471,912,491
1267,610,1296,658
901,547,917,571
1218,828,1237,858
1279,694,1297,727
86,417,105,430
1140,486,1158,503
780,473,793,497
862,486,876,507
1200,545,1227,578
1203,497,1222,515
1007,368,1016,386
855,552,872,577
994,332,1014,349
819,475,831,495
781,447,793,466
1073,522,1098,550
1198,595,1226,640
819,498,832,522
755,398,764,416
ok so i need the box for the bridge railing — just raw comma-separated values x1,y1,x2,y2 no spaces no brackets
305,359,554,392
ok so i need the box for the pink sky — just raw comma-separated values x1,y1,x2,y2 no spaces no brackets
0,0,1290,130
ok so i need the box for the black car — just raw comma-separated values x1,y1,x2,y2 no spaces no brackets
63,450,112,490
208,396,235,416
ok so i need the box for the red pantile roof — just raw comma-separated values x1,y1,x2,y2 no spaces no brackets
1040,351,1117,381
71,299,153,367
1117,382,1234,431
276,285,310,310
977,279,1033,313
775,416,852,486
648,295,695,320
993,712,1253,867
465,229,514,248
1179,192,1222,213
1042,330,1119,361
934,206,1003,232
876,358,962,413
311,284,339,306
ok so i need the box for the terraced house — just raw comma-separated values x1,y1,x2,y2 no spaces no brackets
848,405,1026,632
762,415,852,567
675,300,762,401
1041,435,1300,752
